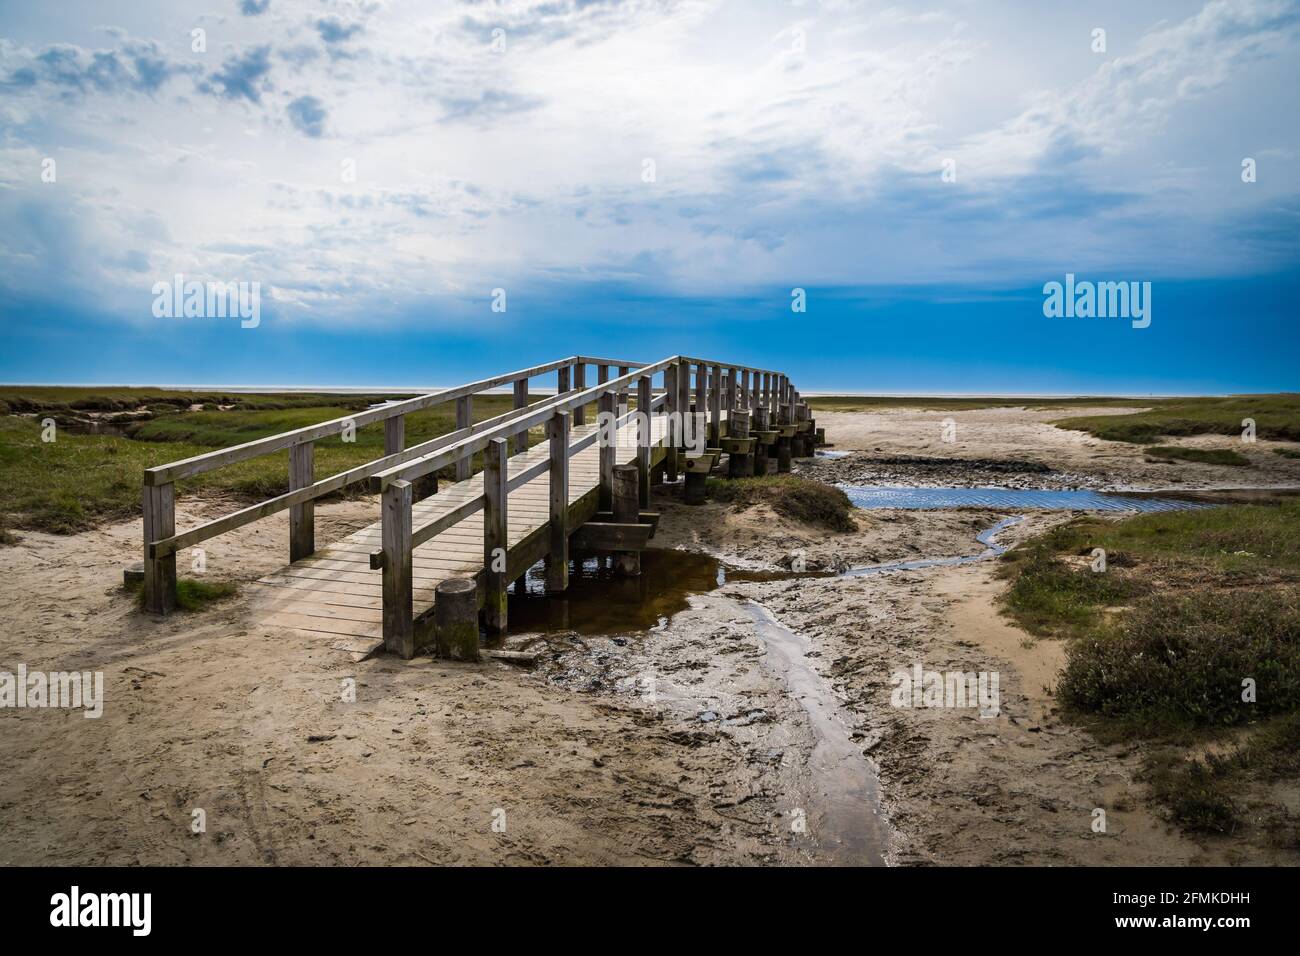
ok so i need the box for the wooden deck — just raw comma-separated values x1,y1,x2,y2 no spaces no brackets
252,414,672,660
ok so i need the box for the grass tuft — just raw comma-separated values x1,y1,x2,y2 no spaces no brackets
1143,446,1250,466
133,577,239,612
705,475,856,532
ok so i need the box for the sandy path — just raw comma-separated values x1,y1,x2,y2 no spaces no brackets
0,499,805,865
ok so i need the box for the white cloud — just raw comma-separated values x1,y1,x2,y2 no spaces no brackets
0,0,1297,324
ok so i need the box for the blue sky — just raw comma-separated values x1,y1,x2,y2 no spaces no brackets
0,0,1297,393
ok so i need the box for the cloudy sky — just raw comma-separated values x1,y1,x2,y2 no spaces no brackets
0,0,1297,392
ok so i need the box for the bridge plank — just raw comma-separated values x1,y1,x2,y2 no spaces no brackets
251,414,671,652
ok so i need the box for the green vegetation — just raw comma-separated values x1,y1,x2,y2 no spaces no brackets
131,576,239,612
0,387,553,533
1057,589,1300,729
998,500,1300,836
1142,446,1251,466
705,475,855,532
1053,394,1300,444
1275,447,1300,460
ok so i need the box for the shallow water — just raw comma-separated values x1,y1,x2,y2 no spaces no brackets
740,601,888,865
841,485,1213,512
840,515,1023,577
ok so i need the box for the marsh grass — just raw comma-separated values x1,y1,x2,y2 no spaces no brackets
130,577,239,612
0,390,551,533
1143,445,1251,466
1053,394,1300,443
705,475,855,531
999,501,1300,835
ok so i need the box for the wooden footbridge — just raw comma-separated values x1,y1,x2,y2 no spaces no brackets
140,355,816,661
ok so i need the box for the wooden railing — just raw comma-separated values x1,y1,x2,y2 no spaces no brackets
139,353,804,656
139,354,646,613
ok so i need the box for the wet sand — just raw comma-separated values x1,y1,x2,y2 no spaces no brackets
2,404,1298,865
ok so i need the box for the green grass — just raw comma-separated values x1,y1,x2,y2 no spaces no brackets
1143,445,1251,466
1275,447,1300,460
1057,588,1300,729
999,501,1300,836
1053,394,1300,443
0,390,556,533
1143,714,1300,834
131,577,239,612
705,475,856,531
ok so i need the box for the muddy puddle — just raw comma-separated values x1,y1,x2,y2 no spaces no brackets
508,550,805,636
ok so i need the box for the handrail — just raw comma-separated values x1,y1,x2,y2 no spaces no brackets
370,357,682,489
367,392,668,569
143,354,646,485
144,386,588,558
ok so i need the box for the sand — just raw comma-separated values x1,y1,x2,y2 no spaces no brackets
2,404,1298,865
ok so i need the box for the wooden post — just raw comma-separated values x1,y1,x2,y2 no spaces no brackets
598,391,616,511
435,578,479,662
455,395,472,481
546,411,570,593
753,406,770,476
142,482,176,614
728,410,751,478
709,364,722,445
483,437,508,635
382,479,414,658
663,364,678,482
694,362,705,419
384,414,405,456
513,378,529,454
637,375,652,508
617,366,630,416
741,369,751,410
289,441,315,562
572,364,586,426
613,463,640,576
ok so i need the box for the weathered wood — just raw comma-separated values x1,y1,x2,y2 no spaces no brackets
570,521,654,551
384,414,405,456
142,482,176,614
434,577,479,661
726,410,752,478
612,463,640,575
483,437,509,634
776,436,793,473
144,355,600,486
381,479,414,658
663,364,679,481
546,411,570,593
455,395,473,481
512,379,529,454
571,364,586,427
598,391,616,511
693,361,706,420
289,441,315,562
637,376,652,508
593,510,660,535
709,364,722,446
